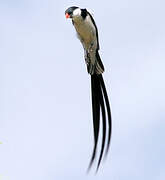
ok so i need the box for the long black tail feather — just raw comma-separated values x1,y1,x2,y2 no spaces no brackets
96,80,106,172
88,74,112,172
88,75,100,171
100,75,112,156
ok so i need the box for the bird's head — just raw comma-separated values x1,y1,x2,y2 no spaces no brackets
65,6,81,19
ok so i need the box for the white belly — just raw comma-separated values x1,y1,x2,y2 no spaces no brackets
73,15,96,50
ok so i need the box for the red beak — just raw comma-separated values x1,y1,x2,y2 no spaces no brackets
65,13,70,19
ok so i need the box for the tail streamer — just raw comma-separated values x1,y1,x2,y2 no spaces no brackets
88,74,112,172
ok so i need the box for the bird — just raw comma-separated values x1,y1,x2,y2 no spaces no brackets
65,6,112,172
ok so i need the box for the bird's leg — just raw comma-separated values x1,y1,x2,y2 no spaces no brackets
84,49,89,65
88,42,94,53
87,42,96,74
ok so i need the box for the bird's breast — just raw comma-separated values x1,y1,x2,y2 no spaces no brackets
73,16,96,49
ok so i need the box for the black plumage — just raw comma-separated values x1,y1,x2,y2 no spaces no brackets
88,74,111,172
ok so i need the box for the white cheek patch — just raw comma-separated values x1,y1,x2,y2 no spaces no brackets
73,8,81,16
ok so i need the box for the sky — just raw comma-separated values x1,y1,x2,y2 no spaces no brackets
0,0,165,179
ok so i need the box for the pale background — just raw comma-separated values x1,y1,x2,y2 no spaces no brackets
0,0,165,179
